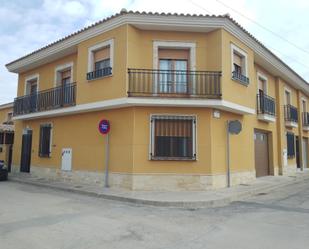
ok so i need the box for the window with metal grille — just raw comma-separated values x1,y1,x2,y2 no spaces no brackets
39,124,52,157
0,133,3,145
150,115,196,160
286,132,295,158
4,133,14,145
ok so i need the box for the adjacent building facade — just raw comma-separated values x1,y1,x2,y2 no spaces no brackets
0,102,14,171
5,11,309,190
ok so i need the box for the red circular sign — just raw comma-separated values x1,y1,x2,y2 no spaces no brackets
98,119,110,135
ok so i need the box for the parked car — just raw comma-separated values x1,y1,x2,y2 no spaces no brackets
0,160,8,181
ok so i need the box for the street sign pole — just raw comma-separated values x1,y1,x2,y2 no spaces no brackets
226,121,231,188
104,133,109,188
98,119,111,188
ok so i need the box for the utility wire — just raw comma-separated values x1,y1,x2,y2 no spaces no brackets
215,0,309,55
186,0,309,71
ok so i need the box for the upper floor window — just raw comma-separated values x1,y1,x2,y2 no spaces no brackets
87,39,114,81
25,74,39,95
285,89,291,105
55,62,73,86
231,44,249,85
158,49,189,94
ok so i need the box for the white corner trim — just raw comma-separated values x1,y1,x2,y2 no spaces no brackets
231,43,248,77
153,41,196,70
54,62,74,86
24,73,39,95
87,38,114,73
256,71,268,94
12,97,255,120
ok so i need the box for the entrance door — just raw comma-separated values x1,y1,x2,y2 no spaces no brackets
20,130,32,173
302,137,308,169
296,136,300,168
61,148,72,171
254,131,269,177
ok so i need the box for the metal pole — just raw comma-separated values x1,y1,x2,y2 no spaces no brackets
104,133,109,188
226,121,231,188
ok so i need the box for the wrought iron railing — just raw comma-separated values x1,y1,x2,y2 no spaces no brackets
14,83,76,116
232,71,250,85
87,67,112,80
257,93,276,116
284,104,298,123
128,69,222,98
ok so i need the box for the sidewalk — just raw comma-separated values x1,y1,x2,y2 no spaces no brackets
9,171,309,208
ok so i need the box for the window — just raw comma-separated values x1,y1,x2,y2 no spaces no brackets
5,133,14,145
231,44,249,85
0,133,3,144
39,124,52,157
61,69,71,85
87,39,114,80
150,115,196,160
55,62,73,86
285,90,291,105
25,74,39,95
286,132,295,158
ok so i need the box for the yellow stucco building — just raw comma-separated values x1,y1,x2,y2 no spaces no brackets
5,11,309,190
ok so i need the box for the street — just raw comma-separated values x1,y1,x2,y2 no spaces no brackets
0,180,309,249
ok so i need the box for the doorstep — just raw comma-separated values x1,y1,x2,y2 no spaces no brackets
8,172,309,209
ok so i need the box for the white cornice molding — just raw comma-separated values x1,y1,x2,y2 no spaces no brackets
6,13,309,95
12,97,255,120
0,102,13,110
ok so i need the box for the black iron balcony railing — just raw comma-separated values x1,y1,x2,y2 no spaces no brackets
128,69,222,98
284,104,298,123
257,93,276,116
302,112,309,127
87,67,112,80
14,83,76,116
232,71,250,85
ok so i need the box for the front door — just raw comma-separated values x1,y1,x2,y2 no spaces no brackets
20,130,32,173
254,131,270,177
302,137,308,169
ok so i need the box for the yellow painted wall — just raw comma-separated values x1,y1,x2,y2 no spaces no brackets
0,106,12,123
12,108,134,173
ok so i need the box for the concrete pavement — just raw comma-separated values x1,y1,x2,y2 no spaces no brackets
1,179,309,249
8,170,309,208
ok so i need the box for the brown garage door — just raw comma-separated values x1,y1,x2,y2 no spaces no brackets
254,131,269,177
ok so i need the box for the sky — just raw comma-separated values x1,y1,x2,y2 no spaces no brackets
1,0,309,104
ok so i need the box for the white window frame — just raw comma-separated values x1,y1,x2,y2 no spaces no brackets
257,72,268,94
231,43,248,77
284,87,292,105
153,41,196,71
24,74,39,95
301,97,307,112
39,122,53,158
149,114,197,160
87,39,114,74
54,62,74,86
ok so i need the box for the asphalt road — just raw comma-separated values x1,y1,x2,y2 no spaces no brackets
0,180,309,249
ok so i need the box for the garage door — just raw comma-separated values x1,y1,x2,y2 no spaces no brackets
254,131,269,177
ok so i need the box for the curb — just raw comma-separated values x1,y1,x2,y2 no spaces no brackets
8,174,309,208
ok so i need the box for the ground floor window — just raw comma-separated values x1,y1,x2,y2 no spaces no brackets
39,124,52,157
286,132,295,158
150,115,196,160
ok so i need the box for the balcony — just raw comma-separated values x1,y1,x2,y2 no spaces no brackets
128,69,222,98
232,71,249,85
256,93,276,122
87,67,112,80
14,83,76,116
284,104,298,128
302,112,309,131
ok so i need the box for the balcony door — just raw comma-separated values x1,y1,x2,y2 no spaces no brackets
158,49,189,94
26,79,38,113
